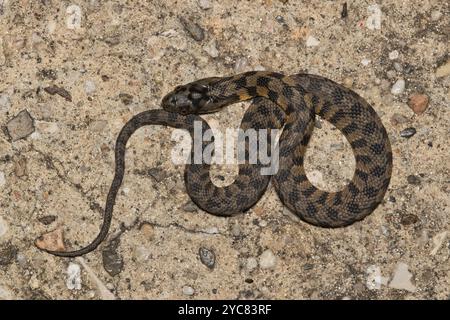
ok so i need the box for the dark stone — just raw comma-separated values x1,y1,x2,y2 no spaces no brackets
400,127,417,138
44,86,72,102
102,238,123,276
182,200,198,212
38,215,57,225
407,175,421,185
118,93,133,105
400,214,419,225
0,244,18,266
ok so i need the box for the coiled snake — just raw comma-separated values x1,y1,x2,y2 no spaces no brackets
42,71,392,257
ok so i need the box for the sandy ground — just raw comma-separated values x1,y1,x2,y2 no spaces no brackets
0,0,449,300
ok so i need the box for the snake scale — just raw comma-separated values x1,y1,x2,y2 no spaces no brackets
43,71,392,257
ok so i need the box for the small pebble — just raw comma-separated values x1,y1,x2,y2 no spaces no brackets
134,245,151,262
13,157,27,178
306,36,320,47
199,247,215,269
0,94,11,110
204,226,218,234
430,10,442,21
182,286,195,296
84,80,96,95
259,249,277,269
44,86,72,101
38,215,57,225
34,228,65,252
393,62,403,72
391,79,405,95
0,217,8,238
389,262,416,292
118,93,133,105
361,58,371,66
0,244,18,266
435,60,450,78
231,223,242,237
386,70,396,79
407,174,421,185
139,222,154,240
66,5,82,30
6,109,35,141
390,113,408,126
0,286,13,300
234,57,249,73
303,263,314,270
366,265,387,290
330,143,345,151
343,78,353,88
400,214,419,225
102,239,124,276
341,2,348,19
179,17,205,42
366,4,382,30
400,127,416,138
389,50,399,60
197,0,212,10
388,196,396,203
204,41,219,58
148,167,167,182
408,94,429,115
182,200,198,212
0,171,5,188
66,263,82,290
246,257,258,271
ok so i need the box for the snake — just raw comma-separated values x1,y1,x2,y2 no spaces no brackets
42,71,392,257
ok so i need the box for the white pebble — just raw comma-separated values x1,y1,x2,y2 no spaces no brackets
388,50,399,60
204,41,219,58
182,286,195,296
234,57,249,73
204,227,218,234
388,262,416,292
254,65,266,71
134,245,151,262
0,286,13,300
259,249,277,269
0,216,8,238
430,10,442,21
66,5,82,30
84,80,96,95
66,262,82,290
366,4,382,30
246,257,258,271
366,265,388,290
430,231,448,255
0,171,5,188
306,36,320,47
361,58,371,66
391,79,405,95
197,0,212,10
0,94,11,110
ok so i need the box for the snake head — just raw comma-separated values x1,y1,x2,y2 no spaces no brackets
162,77,227,115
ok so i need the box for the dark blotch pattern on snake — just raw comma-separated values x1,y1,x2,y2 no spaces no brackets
43,71,393,257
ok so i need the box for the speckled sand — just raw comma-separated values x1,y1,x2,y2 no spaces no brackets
0,1,449,299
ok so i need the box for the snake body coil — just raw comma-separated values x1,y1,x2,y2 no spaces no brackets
44,71,392,257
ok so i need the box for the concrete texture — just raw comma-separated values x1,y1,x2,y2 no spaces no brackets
0,0,449,300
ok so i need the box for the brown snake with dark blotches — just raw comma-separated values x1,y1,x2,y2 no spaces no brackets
42,71,392,257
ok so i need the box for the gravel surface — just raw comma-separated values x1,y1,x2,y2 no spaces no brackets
0,1,448,300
